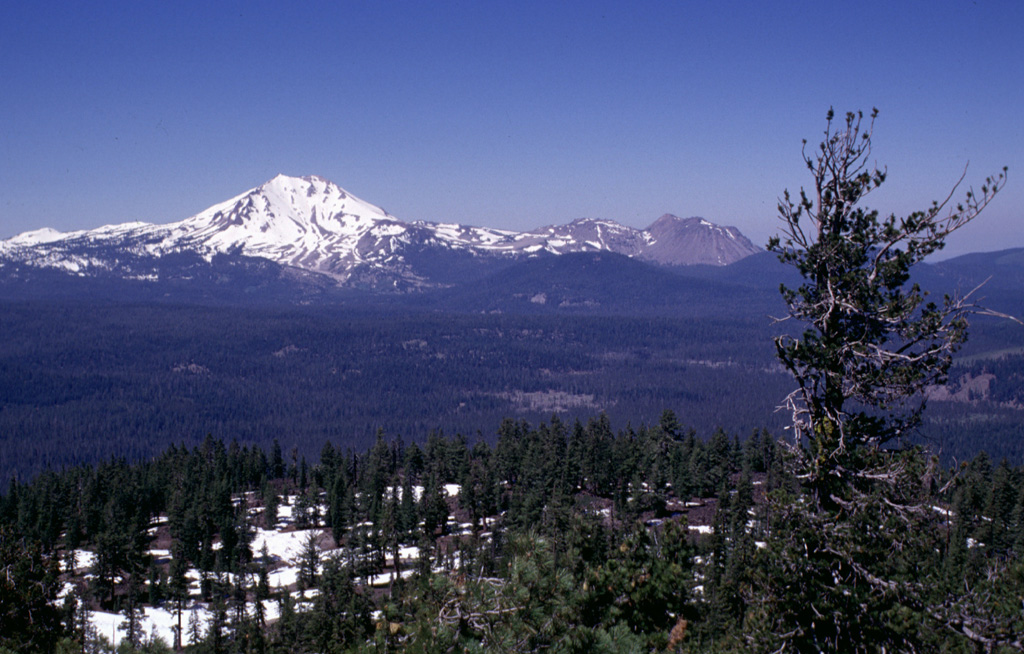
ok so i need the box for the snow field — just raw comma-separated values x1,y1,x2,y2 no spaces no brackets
76,482,468,647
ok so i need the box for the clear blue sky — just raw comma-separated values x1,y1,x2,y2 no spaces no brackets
2,0,1020,256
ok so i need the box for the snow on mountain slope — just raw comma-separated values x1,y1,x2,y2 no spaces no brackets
161,174,412,277
0,175,760,288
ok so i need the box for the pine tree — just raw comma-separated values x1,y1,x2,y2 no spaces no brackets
273,592,298,651
399,472,417,539
380,478,401,588
770,109,1007,491
762,108,1011,652
311,556,371,653
298,530,321,591
420,467,448,540
271,439,284,480
119,571,145,651
168,541,189,652
256,542,272,602
187,605,203,648
0,526,66,652
263,483,279,531
205,592,229,654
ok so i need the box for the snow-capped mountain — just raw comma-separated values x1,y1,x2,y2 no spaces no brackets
0,174,759,290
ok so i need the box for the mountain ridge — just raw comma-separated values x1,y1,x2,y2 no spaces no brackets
0,174,760,290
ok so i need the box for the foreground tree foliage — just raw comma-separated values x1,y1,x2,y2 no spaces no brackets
2,415,1024,653
0,525,65,653
760,109,1018,652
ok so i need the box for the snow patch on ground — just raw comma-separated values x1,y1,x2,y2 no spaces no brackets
65,549,97,573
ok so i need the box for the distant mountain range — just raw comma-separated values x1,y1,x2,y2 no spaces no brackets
0,174,760,292
1,174,1020,321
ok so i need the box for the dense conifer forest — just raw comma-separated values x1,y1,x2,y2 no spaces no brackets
3,299,1023,488
0,300,794,485
3,417,1024,653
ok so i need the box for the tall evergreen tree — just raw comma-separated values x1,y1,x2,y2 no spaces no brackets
0,526,66,652
762,108,1013,651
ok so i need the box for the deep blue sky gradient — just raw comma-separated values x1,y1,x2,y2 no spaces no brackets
2,0,1020,256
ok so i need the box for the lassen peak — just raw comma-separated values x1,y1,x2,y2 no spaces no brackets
0,175,760,288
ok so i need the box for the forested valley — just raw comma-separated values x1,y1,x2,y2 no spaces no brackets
3,297,1024,488
4,416,1024,653
0,299,794,486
